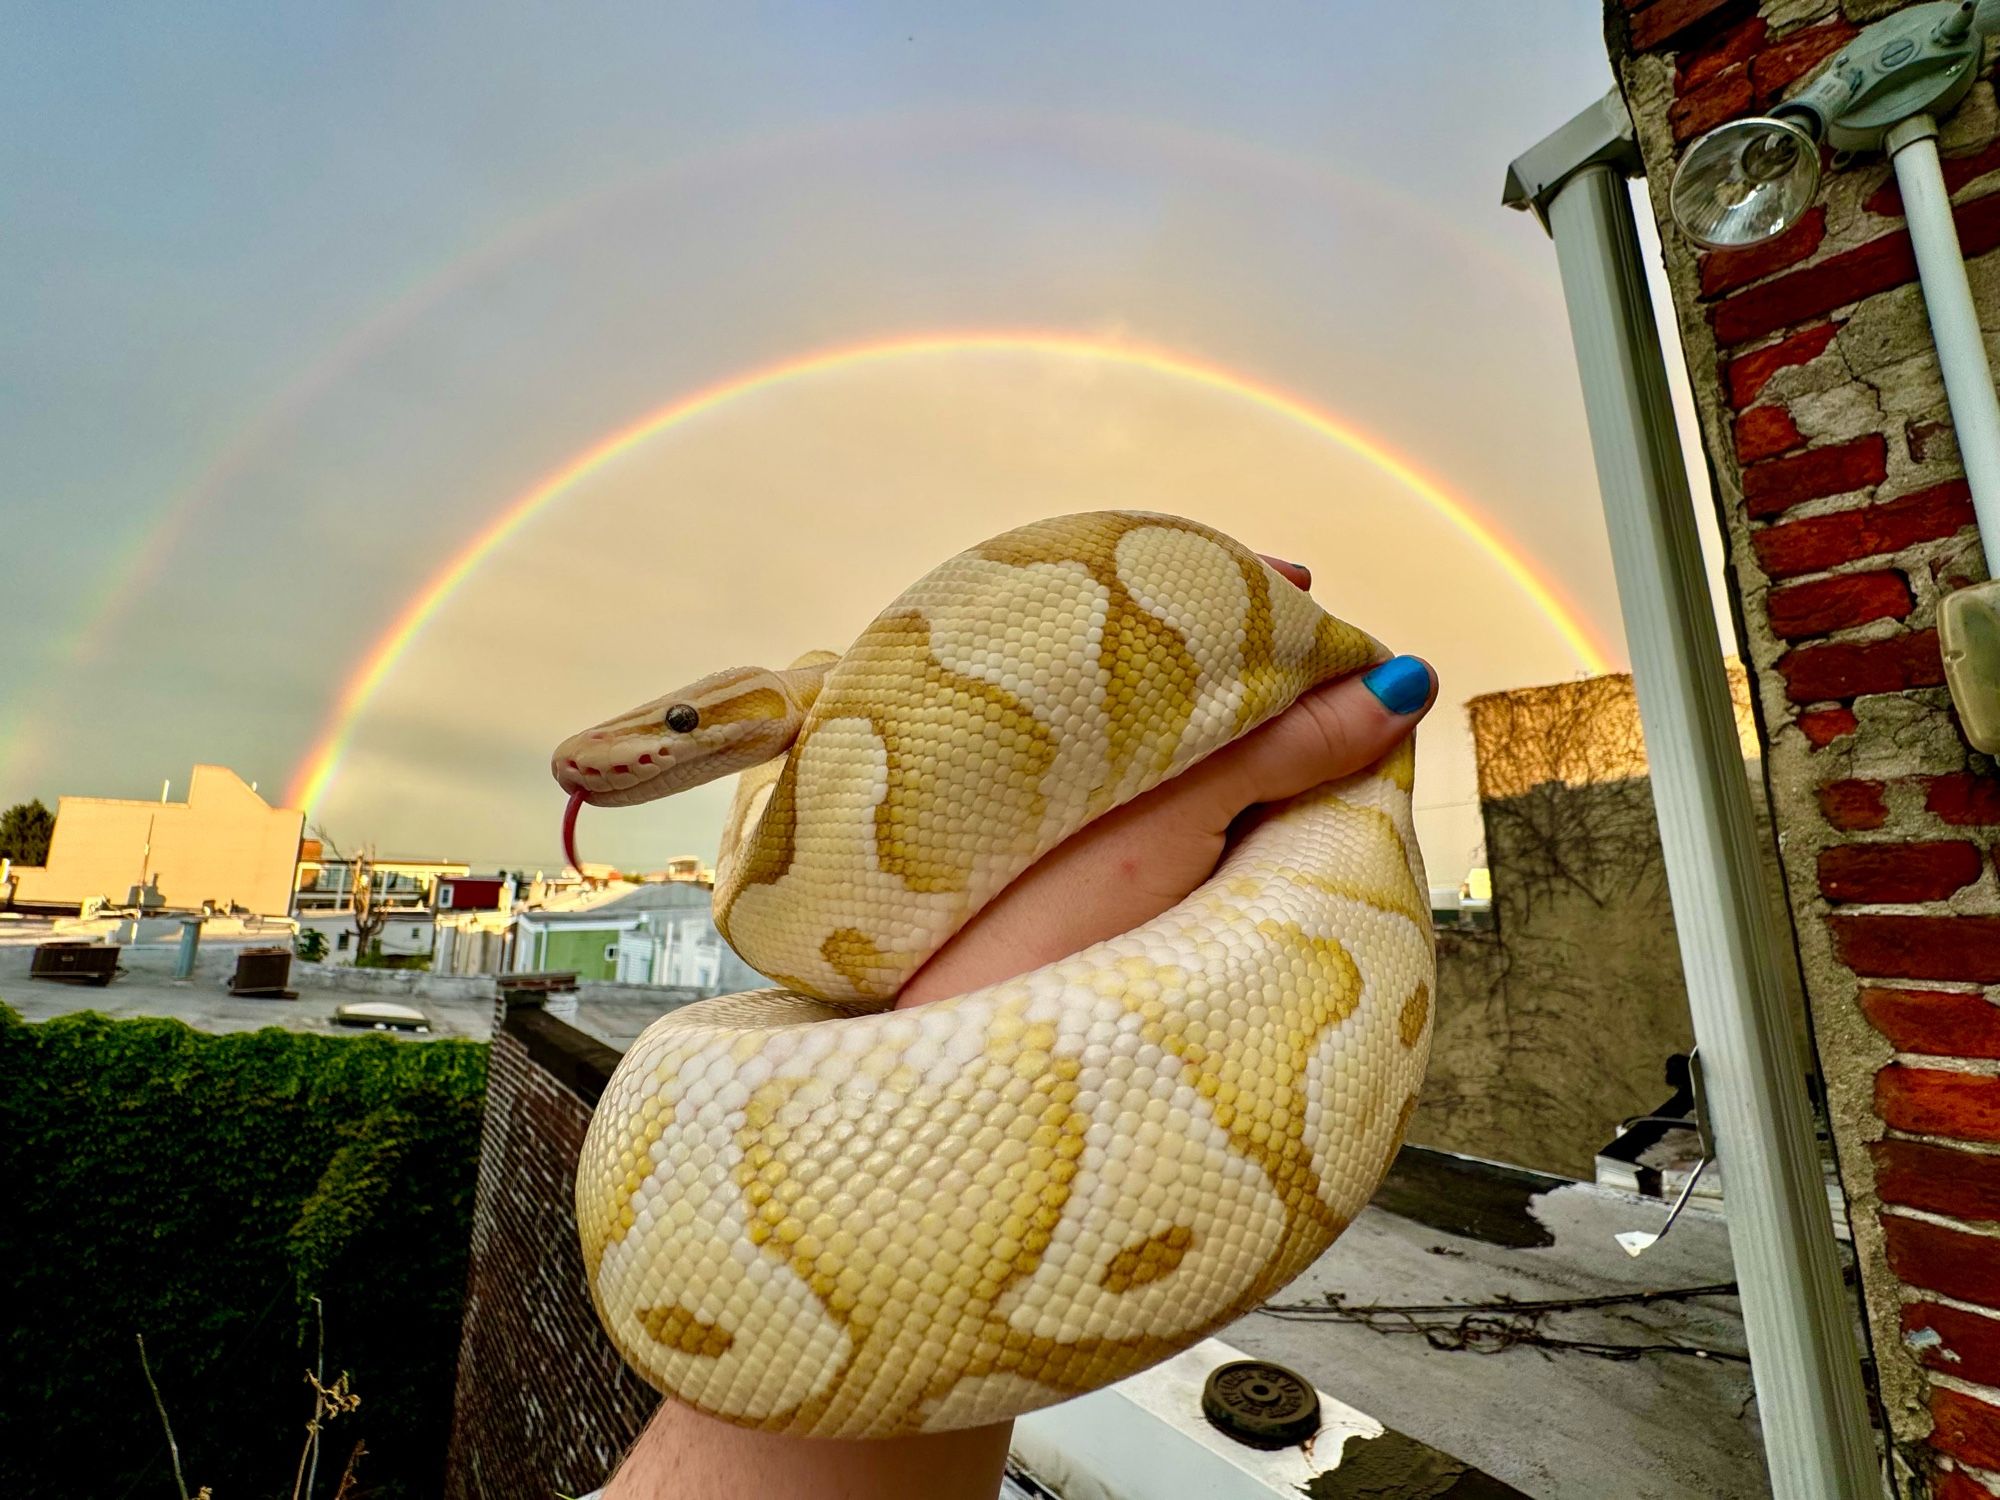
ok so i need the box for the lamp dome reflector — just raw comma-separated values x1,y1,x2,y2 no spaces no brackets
1669,116,1820,250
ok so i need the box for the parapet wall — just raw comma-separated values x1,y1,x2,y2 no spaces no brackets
443,1000,655,1497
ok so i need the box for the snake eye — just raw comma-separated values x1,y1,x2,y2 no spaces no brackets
664,703,700,733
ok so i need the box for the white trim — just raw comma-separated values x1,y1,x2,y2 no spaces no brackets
1011,1338,1379,1500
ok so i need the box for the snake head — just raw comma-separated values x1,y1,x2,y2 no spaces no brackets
552,665,807,810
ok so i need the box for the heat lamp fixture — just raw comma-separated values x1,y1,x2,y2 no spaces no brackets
1672,0,2000,752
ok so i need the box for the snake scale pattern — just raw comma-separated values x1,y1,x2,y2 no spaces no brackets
553,510,1434,1439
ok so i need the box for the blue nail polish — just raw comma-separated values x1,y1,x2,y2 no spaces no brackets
1362,655,1430,716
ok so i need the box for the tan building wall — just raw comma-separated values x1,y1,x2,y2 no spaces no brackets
1464,665,1759,800
10,764,303,915
1409,666,1801,1178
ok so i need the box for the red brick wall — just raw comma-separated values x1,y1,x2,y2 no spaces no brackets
1611,2,2000,1493
443,1006,656,1497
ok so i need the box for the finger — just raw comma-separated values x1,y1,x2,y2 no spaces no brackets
1188,655,1436,816
1256,554,1311,591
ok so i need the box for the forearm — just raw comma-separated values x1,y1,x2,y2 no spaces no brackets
602,882,1042,1500
605,1398,1010,1500
897,779,1219,1010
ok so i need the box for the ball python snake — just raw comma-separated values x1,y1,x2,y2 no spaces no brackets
553,510,1434,1440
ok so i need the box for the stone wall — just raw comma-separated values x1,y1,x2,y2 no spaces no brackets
1610,2,2000,1491
443,1001,654,1497
1417,776,1697,1179
1412,670,1802,1180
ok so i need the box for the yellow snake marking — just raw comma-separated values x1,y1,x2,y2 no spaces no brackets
570,511,1436,1437
705,665,839,909
712,755,784,902
706,1008,1093,1437
720,725,915,999
1283,774,1431,920
639,1304,735,1357
1399,982,1431,1049
1381,735,1417,791
1393,1092,1421,1149
1231,550,1286,731
1212,923,1365,1228
820,928,891,991
1099,1225,1198,1292
698,686,790,726
977,513,1206,804
1108,525,1259,760
720,601,1068,997
1313,611,1378,680
850,610,1059,894
921,553,1118,855
720,756,802,899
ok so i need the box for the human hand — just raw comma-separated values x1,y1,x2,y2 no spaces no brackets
897,558,1435,1009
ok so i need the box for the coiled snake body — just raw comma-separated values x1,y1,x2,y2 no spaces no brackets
554,511,1433,1439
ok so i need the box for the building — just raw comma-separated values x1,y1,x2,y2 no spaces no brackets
292,846,468,914
435,875,509,912
291,845,470,965
2,765,302,916
294,907,440,964
428,858,737,985
508,880,764,991
432,905,518,977
1569,12,2000,1485
1416,663,1802,1177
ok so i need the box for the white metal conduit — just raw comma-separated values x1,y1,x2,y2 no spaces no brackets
1888,113,2000,565
1896,116,2000,754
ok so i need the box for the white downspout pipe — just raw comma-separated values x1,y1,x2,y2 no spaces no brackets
1507,95,1881,1499
1888,113,2000,567
1887,113,2000,755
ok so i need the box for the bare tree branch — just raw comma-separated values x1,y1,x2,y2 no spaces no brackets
309,827,387,961
135,1334,190,1500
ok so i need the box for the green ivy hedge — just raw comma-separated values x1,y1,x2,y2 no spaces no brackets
0,1003,487,1499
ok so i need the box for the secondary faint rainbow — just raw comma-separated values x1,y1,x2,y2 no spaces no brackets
56,109,1549,680
285,331,1612,812
4,108,1557,795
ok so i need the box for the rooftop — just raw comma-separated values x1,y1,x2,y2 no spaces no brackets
1221,1149,1772,1498
4,956,1801,1499
0,944,703,1052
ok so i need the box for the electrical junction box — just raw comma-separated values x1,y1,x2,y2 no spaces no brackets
1941,579,2000,754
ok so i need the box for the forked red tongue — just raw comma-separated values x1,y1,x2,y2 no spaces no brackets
562,788,587,875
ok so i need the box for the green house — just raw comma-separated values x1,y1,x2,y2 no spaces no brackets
510,880,764,991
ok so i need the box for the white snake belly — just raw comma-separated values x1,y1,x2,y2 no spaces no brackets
574,511,1434,1438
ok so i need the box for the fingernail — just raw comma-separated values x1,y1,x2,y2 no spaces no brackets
1287,560,1311,580
1362,655,1431,716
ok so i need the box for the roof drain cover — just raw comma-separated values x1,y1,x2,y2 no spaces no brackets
1200,1359,1320,1449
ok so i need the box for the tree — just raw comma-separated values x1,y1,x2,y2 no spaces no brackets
0,800,54,865
309,827,387,962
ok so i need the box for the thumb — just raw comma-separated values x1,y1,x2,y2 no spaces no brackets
1189,655,1436,816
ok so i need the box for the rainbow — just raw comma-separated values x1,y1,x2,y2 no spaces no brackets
285,331,1611,812
3,110,1558,796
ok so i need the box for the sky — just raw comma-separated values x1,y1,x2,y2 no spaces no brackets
1,3,1727,882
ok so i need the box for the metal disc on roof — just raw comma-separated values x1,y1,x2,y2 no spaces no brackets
1200,1359,1320,1449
